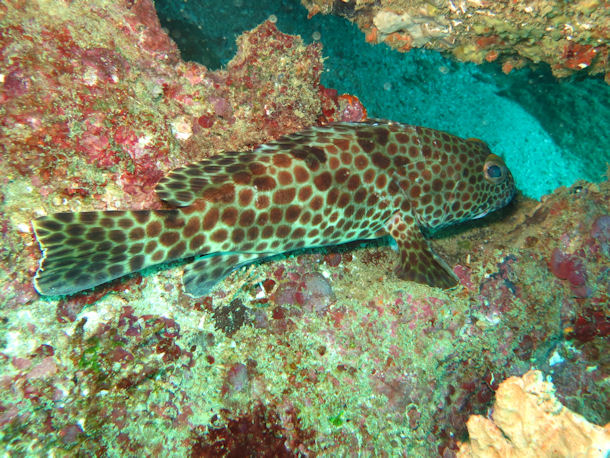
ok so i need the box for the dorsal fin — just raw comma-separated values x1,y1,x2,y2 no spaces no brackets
155,122,368,207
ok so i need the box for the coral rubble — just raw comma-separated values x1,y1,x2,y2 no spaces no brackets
457,370,610,457
301,0,610,81
0,0,608,455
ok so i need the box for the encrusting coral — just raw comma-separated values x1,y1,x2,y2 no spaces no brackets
458,370,610,457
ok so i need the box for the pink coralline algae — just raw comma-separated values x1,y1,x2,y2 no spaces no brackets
567,309,610,343
78,47,130,84
189,404,314,457
123,0,181,60
223,362,249,395
1,16,173,208
335,94,368,123
59,424,84,445
272,272,335,314
2,67,29,99
590,215,610,257
196,114,215,129
24,356,57,380
318,85,368,124
477,255,521,315
549,248,590,297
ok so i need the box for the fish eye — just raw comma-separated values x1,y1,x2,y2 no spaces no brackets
487,164,502,178
483,155,506,184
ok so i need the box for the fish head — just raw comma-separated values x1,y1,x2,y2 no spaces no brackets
412,137,516,230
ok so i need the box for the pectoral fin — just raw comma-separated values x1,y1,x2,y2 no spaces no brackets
385,213,459,289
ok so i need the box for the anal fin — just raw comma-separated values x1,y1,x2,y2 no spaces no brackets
182,252,271,297
386,213,459,289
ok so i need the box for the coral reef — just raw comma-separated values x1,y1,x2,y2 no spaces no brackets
301,0,610,81
0,0,608,455
457,370,610,457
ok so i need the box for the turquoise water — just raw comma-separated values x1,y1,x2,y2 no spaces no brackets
155,0,609,200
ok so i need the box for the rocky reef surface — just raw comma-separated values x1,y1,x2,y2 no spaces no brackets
0,0,608,455
301,0,610,81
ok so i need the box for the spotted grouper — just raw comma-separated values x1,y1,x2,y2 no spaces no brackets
32,120,516,297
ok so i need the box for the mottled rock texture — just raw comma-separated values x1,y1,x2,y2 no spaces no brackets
302,0,609,81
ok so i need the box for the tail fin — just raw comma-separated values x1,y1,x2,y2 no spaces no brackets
33,210,187,296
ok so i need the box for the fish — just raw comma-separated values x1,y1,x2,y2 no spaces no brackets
32,120,516,297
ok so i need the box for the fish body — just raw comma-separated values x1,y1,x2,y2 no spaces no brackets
33,120,515,297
